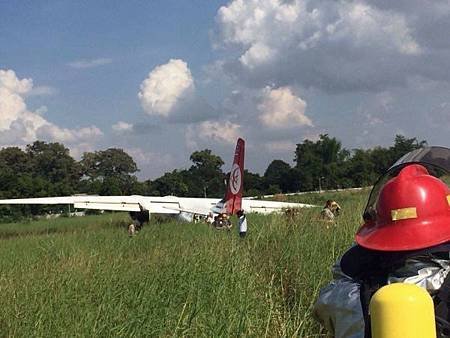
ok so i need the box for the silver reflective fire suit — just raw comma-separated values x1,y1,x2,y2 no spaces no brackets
313,249,450,338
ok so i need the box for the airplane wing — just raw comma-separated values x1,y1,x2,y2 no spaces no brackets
0,194,227,216
0,195,184,214
156,197,317,216
0,139,318,219
242,199,319,214
162,197,221,216
161,205,210,216
0,195,317,217
0,195,144,212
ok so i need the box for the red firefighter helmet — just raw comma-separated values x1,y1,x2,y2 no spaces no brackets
356,163,450,251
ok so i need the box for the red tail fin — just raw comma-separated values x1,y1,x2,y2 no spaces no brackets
224,138,245,215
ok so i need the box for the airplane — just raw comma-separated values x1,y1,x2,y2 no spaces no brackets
0,138,317,230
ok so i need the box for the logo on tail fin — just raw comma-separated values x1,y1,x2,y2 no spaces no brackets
210,138,245,215
222,138,245,215
230,163,242,195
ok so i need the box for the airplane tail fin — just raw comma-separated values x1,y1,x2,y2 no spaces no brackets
222,138,245,215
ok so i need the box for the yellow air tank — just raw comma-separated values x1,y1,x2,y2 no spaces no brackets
370,283,436,338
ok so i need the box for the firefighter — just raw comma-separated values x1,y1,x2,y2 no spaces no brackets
314,163,450,338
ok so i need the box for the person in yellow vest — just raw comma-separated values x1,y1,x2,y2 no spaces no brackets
314,160,450,338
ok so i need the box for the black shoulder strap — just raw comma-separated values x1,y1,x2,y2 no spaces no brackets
341,243,450,279
435,271,450,338
341,243,450,338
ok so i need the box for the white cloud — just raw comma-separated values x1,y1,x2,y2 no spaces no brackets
333,3,420,55
112,121,134,132
0,70,33,132
240,43,276,69
0,88,26,131
186,120,241,148
215,0,423,92
69,143,97,160
28,85,57,96
258,86,312,128
0,69,33,94
127,147,174,167
125,147,175,179
0,69,103,147
197,120,241,144
36,124,103,143
217,0,421,61
264,140,296,152
138,59,195,117
68,58,112,69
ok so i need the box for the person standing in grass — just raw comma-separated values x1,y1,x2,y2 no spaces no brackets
237,209,247,237
206,212,214,225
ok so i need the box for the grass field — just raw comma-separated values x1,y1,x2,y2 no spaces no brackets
0,189,370,337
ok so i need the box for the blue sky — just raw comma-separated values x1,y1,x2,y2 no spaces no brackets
1,0,450,178
1,1,224,126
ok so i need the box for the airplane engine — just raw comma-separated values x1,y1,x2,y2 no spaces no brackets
177,212,193,222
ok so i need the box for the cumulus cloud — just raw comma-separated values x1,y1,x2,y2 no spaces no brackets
214,0,425,92
36,124,103,143
186,120,241,149
0,69,103,146
264,140,296,152
0,69,33,94
68,58,112,69
198,120,241,144
240,43,276,69
258,86,312,128
126,147,175,179
138,59,195,117
28,85,57,96
217,0,420,56
112,121,134,133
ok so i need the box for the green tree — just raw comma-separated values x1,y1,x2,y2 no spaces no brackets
264,160,291,193
0,147,32,199
389,135,427,165
243,170,264,197
26,141,81,195
152,170,189,196
80,148,139,195
367,135,427,179
294,134,349,191
294,139,321,191
188,149,225,197
346,149,377,187
0,147,31,173
0,143,79,219
369,146,393,177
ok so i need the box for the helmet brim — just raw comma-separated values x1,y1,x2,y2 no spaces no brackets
356,217,450,251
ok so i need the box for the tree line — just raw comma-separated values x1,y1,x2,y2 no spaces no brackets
0,135,425,220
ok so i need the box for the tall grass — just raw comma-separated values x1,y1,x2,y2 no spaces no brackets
0,190,368,337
